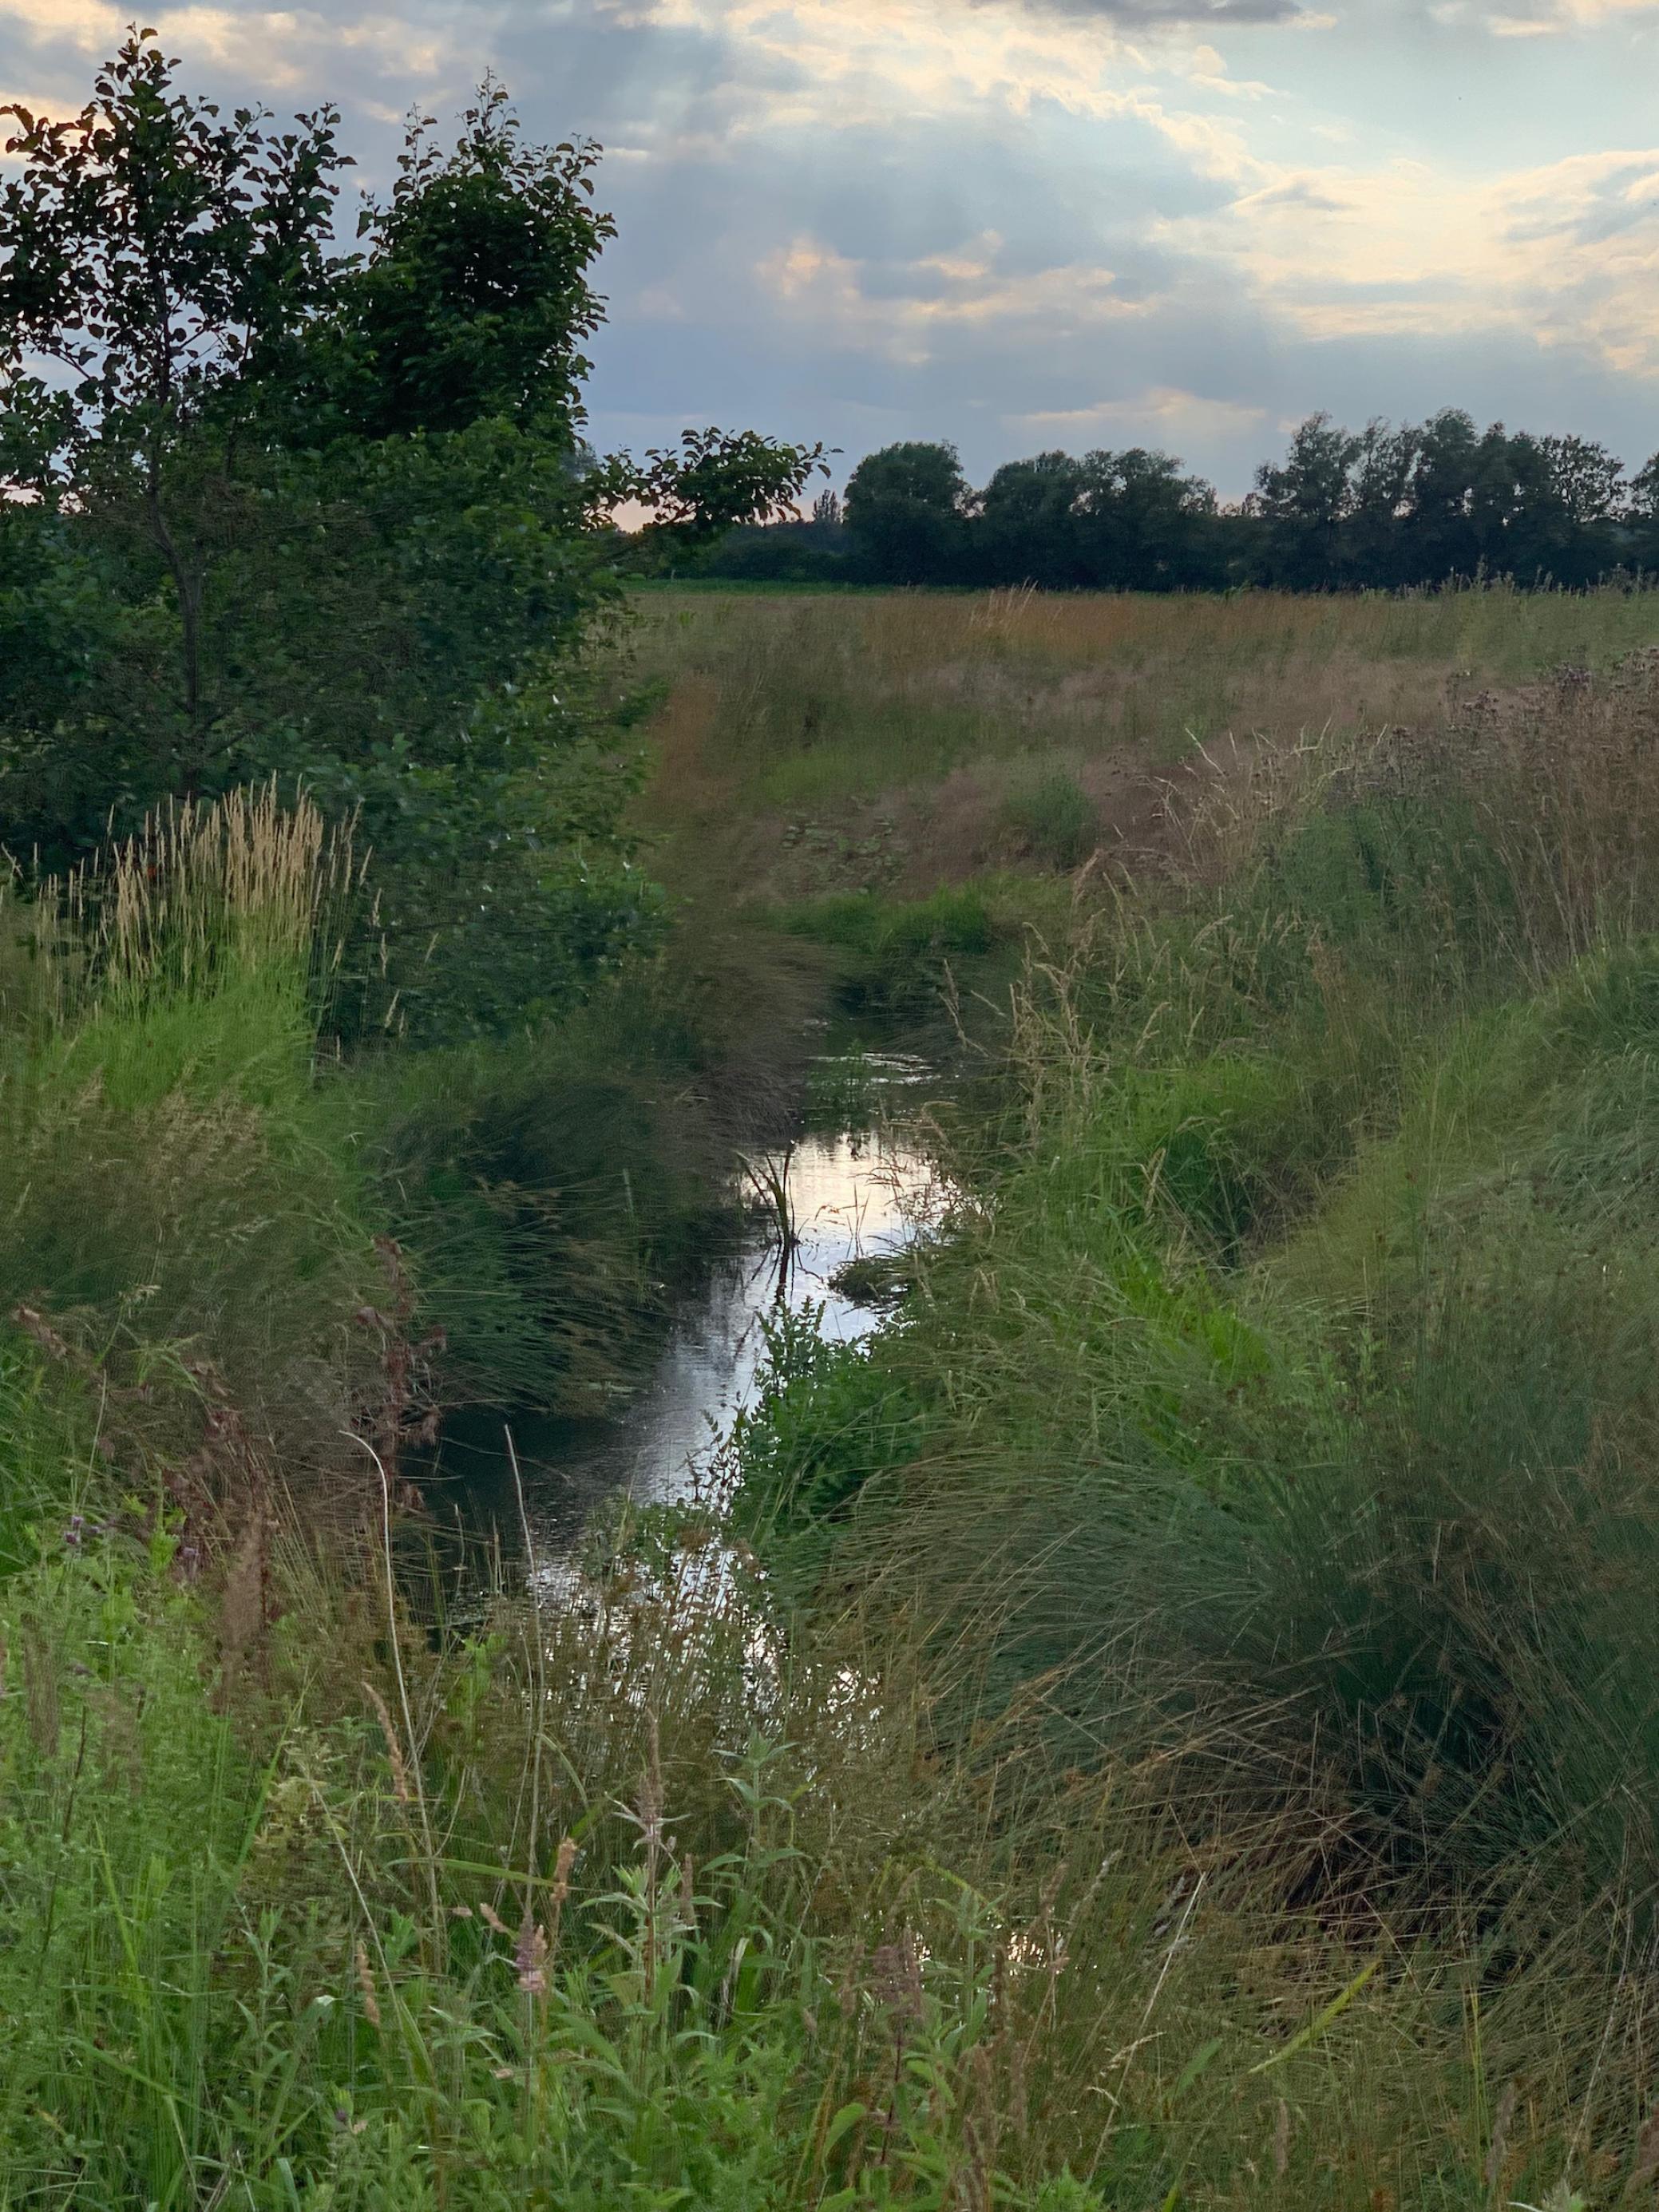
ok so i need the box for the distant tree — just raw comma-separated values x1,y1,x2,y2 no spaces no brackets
1398,409,1483,582
1344,420,1420,588
1250,414,1362,587
1625,449,1659,573
974,450,1085,587
1540,433,1625,527
844,441,969,584
1074,447,1219,590
1534,433,1626,583
1396,420,1613,585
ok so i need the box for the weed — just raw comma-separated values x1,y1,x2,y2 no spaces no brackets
1000,772,1100,871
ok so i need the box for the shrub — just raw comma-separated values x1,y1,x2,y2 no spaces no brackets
1000,770,1099,871
780,884,997,1016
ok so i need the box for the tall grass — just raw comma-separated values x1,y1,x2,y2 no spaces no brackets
19,671,1659,2203
631,579,1659,814
717,657,1659,2197
0,786,391,1482
2,1402,1636,2210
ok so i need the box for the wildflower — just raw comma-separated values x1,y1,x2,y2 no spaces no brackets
63,1514,85,1549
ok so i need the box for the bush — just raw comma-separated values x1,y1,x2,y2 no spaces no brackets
1000,771,1099,871
780,884,997,1017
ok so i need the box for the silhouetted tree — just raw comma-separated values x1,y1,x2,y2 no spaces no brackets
844,441,970,584
974,451,1085,587
1250,414,1362,588
1075,448,1220,590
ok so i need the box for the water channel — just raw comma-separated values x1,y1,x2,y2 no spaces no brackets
423,1051,948,1575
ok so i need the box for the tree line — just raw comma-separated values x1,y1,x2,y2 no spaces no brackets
695,414,1659,592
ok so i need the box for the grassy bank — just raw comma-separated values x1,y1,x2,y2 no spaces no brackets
719,659,1659,2202
13,621,1659,2202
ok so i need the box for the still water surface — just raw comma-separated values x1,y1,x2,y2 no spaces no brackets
429,1058,945,1568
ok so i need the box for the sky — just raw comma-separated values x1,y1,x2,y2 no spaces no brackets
6,0,1659,497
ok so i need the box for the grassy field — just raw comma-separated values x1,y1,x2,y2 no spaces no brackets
630,581,1659,905
12,592,1659,2203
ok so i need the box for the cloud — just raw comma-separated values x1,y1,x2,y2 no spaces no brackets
1009,384,1270,451
6,0,1659,502
1234,173,1348,208
978,0,1308,18
1432,0,1659,27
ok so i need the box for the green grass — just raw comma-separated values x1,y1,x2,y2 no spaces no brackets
711,668,1659,2194
628,578,1659,813
18,657,1659,2204
0,1391,1624,2211
998,771,1099,870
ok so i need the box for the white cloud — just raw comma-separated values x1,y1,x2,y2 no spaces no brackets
1011,383,1269,434
8,0,1659,497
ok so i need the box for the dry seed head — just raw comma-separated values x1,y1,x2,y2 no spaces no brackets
869,1936,925,2035
1483,2079,1518,2191
354,1941,382,2028
515,1908,550,1997
550,1834,577,1905
362,1680,410,1804
1632,2100,1659,2188
37,782,352,1031
635,1719,665,1850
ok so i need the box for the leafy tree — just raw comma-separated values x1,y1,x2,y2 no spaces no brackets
0,34,826,1036
1345,420,1420,588
0,30,349,774
619,425,829,574
1250,414,1362,587
975,451,1085,588
293,77,608,444
1540,433,1625,528
1397,408,1483,582
1073,447,1219,590
844,441,969,584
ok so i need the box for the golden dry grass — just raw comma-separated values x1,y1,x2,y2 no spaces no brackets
628,583,1659,904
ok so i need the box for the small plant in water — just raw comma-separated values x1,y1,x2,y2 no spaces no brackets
741,1143,799,1293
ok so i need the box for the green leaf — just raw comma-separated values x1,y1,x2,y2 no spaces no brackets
1172,2036,1225,2099
1248,1959,1380,2075
822,2100,866,2156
